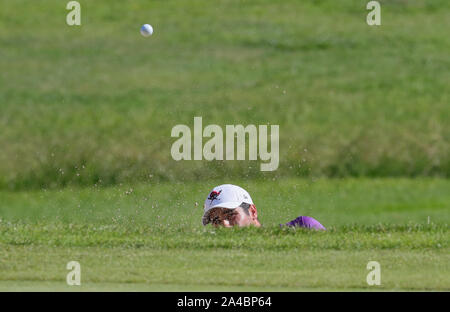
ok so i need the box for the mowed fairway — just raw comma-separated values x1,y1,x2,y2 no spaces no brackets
1,179,449,291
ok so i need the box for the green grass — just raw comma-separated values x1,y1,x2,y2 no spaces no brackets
1,247,448,291
0,178,449,291
0,0,449,190
1,178,449,226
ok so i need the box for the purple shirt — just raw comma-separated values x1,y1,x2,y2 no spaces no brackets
281,216,326,230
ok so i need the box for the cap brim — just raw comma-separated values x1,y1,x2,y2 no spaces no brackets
209,201,241,210
203,201,241,218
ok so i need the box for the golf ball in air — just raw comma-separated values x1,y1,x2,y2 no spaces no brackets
140,24,153,37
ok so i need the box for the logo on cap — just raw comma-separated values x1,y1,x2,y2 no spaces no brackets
207,190,222,204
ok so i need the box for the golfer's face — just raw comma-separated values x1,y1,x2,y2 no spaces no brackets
228,207,261,227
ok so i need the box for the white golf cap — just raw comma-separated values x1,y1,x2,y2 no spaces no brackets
203,184,254,216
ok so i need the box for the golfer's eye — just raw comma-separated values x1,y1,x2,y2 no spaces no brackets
224,216,233,225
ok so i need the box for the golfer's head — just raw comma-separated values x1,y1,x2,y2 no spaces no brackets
202,184,261,227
